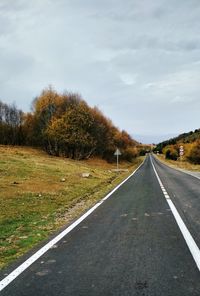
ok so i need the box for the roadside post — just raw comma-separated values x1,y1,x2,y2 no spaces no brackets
114,148,121,170
179,145,184,162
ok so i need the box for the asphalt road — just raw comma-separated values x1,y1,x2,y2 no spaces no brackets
1,154,200,296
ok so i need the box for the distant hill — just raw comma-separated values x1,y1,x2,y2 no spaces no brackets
171,129,200,144
155,128,200,164
156,128,200,152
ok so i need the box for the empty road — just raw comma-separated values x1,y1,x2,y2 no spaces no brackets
1,154,200,295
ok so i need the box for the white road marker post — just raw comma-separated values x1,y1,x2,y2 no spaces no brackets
179,145,184,165
114,148,121,170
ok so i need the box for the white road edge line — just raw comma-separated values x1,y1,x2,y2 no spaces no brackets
155,155,200,181
150,155,200,272
0,159,145,291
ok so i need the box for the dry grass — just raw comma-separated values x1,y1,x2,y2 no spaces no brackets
156,154,200,172
0,145,143,269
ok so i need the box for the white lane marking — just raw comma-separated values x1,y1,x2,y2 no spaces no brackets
0,160,145,291
155,155,200,181
150,155,200,272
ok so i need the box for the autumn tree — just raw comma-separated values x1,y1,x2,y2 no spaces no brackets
0,100,24,145
45,101,96,159
187,141,200,164
90,107,115,158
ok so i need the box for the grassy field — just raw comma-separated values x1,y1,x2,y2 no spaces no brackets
156,154,200,172
0,145,143,269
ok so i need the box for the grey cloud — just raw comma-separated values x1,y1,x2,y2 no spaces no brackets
0,0,25,12
105,35,200,52
0,16,14,36
0,48,35,82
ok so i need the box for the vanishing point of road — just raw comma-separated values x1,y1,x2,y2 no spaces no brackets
1,154,200,295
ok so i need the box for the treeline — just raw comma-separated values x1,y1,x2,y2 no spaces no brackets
155,129,200,164
0,87,138,161
0,101,24,145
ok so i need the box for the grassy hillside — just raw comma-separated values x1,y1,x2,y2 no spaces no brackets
0,145,143,269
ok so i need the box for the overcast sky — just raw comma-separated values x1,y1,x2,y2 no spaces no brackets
0,0,200,143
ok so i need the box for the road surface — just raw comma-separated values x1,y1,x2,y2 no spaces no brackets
1,154,200,295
